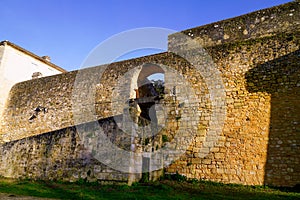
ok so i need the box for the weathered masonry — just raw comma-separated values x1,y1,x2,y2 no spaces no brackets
0,1,299,187
0,41,66,128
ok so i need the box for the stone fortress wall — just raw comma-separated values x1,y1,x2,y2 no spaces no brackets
0,41,65,136
0,1,299,187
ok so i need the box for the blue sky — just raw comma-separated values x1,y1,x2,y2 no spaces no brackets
0,0,291,71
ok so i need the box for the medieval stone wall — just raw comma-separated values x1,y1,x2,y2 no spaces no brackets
169,1,300,48
0,1,299,187
0,52,208,142
0,119,132,183
166,31,299,187
0,52,209,183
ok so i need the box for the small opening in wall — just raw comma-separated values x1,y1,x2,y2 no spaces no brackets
135,64,165,99
148,73,165,98
32,72,43,79
28,106,48,122
135,65,165,123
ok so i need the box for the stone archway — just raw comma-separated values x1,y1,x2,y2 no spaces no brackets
135,63,165,99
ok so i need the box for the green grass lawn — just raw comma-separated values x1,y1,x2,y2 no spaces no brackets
0,177,299,200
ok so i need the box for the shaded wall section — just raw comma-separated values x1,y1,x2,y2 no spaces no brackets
0,117,133,183
245,50,300,187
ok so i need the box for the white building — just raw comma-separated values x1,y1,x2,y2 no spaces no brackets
0,40,66,117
